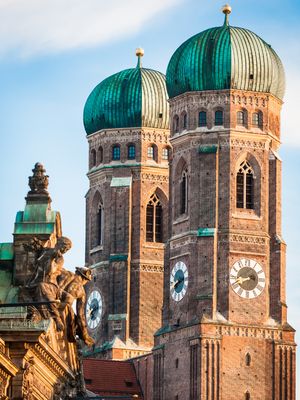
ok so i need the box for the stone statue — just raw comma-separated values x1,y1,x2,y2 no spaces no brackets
58,267,95,346
23,235,94,346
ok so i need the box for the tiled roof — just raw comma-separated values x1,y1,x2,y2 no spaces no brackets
83,359,142,399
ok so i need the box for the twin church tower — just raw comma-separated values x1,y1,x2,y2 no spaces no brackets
83,6,296,399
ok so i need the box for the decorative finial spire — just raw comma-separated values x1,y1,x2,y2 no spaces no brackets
136,47,144,68
28,162,49,195
222,4,232,26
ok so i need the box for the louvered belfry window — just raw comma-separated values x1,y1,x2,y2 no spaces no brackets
146,194,163,242
180,170,188,214
236,161,254,209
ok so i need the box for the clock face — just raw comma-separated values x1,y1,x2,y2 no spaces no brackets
86,290,103,329
170,261,188,302
230,258,266,299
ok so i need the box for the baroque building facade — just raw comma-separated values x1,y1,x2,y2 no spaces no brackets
83,50,171,359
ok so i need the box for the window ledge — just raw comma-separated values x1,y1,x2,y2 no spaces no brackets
232,211,261,221
173,215,189,225
90,245,103,254
143,243,165,249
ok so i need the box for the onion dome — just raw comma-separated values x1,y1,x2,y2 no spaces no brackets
166,5,285,100
84,49,169,135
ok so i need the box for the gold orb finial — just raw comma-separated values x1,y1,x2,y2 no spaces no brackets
222,4,232,15
221,4,231,25
136,47,144,57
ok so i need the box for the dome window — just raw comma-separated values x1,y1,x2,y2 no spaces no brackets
91,149,96,168
162,147,169,161
128,144,136,160
112,145,121,161
174,115,179,133
199,111,207,127
183,113,188,130
147,145,154,159
237,111,246,126
215,110,223,126
252,112,263,129
98,146,103,164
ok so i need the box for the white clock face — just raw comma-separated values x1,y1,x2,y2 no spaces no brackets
230,258,266,299
170,261,188,302
86,290,103,329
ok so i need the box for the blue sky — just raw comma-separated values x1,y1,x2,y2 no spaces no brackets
0,0,299,391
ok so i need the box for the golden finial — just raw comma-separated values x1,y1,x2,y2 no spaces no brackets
136,47,144,68
221,4,232,25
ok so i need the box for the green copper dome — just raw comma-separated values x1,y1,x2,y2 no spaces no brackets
166,12,285,100
84,53,169,135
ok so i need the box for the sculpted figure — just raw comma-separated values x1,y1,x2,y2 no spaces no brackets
25,237,72,331
58,267,95,346
27,236,72,286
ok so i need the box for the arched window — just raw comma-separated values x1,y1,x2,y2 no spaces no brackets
236,161,254,209
146,194,163,243
128,144,136,160
245,392,250,400
237,111,246,126
183,113,187,130
97,203,103,246
245,353,251,366
174,115,179,133
162,147,169,161
199,111,207,127
147,145,154,159
91,149,96,167
112,145,120,160
98,146,103,164
180,170,188,214
215,110,223,126
252,111,263,129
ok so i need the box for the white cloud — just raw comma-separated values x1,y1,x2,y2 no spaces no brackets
0,0,181,57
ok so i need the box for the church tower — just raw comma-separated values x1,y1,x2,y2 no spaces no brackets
83,50,170,359
153,6,296,399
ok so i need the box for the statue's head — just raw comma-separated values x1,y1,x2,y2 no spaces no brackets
75,267,92,282
56,236,72,253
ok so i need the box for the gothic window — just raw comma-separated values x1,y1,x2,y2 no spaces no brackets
112,144,120,160
91,149,96,167
215,110,223,126
245,353,251,366
98,146,103,164
174,115,179,133
237,111,246,126
180,170,188,214
146,194,163,243
183,112,187,130
97,203,103,245
162,147,169,160
252,111,263,128
245,392,250,400
199,111,207,127
236,161,254,209
128,144,136,160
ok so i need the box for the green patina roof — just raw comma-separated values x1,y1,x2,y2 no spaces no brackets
14,204,59,235
0,243,14,260
167,19,285,100
83,61,169,135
